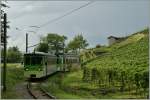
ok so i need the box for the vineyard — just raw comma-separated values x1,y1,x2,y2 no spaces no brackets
82,28,149,98
41,28,149,99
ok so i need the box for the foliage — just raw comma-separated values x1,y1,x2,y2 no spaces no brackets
1,46,22,63
67,34,88,53
35,33,67,54
41,70,146,99
7,46,22,63
96,44,101,48
1,64,25,99
35,42,49,53
80,49,97,63
44,33,67,51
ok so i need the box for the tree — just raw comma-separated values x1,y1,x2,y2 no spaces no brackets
36,33,67,55
67,34,88,53
35,42,49,53
96,44,101,48
7,46,22,63
67,39,79,52
46,34,67,51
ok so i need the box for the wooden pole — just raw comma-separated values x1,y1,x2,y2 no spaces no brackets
3,13,7,91
26,33,28,53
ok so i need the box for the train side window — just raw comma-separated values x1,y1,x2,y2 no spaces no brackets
37,56,42,65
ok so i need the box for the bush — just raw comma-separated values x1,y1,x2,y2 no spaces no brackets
96,44,101,48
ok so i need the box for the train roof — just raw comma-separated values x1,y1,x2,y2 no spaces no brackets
64,53,79,57
24,52,55,56
24,52,79,57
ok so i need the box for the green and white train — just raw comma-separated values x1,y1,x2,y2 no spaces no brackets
24,52,79,78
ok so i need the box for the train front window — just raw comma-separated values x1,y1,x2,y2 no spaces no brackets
24,55,43,65
24,56,30,65
30,56,42,65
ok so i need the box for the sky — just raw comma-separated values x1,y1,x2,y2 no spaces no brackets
3,0,150,52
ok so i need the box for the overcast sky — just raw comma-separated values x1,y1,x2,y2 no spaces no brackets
4,0,150,52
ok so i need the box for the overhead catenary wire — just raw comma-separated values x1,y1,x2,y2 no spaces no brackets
28,43,39,48
28,1,94,48
13,1,94,33
39,1,94,28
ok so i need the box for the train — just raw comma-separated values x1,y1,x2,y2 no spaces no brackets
24,52,80,78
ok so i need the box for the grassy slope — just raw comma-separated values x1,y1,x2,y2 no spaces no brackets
1,63,25,99
87,30,148,69
42,28,149,99
42,71,146,99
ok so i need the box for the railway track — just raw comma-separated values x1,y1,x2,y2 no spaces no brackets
26,71,63,99
27,82,56,99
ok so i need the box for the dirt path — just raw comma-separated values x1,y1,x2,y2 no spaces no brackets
15,82,33,99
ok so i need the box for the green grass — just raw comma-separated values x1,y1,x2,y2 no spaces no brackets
41,71,98,99
41,71,146,99
1,63,22,68
41,72,84,99
1,63,25,99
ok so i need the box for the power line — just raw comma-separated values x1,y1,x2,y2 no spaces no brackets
11,1,94,33
39,1,94,28
28,43,39,48
21,1,94,50
27,1,94,49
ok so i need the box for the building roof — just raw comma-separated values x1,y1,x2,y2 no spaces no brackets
108,36,119,39
107,36,125,40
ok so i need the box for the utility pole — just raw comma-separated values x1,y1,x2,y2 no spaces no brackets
63,42,65,71
3,13,7,91
26,33,28,53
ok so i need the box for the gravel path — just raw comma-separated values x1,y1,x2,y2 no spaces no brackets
15,82,33,99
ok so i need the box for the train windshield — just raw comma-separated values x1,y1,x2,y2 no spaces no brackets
24,55,43,65
30,56,42,65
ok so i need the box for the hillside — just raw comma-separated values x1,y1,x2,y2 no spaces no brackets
41,28,149,99
82,28,149,98
80,28,148,63
86,28,148,68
